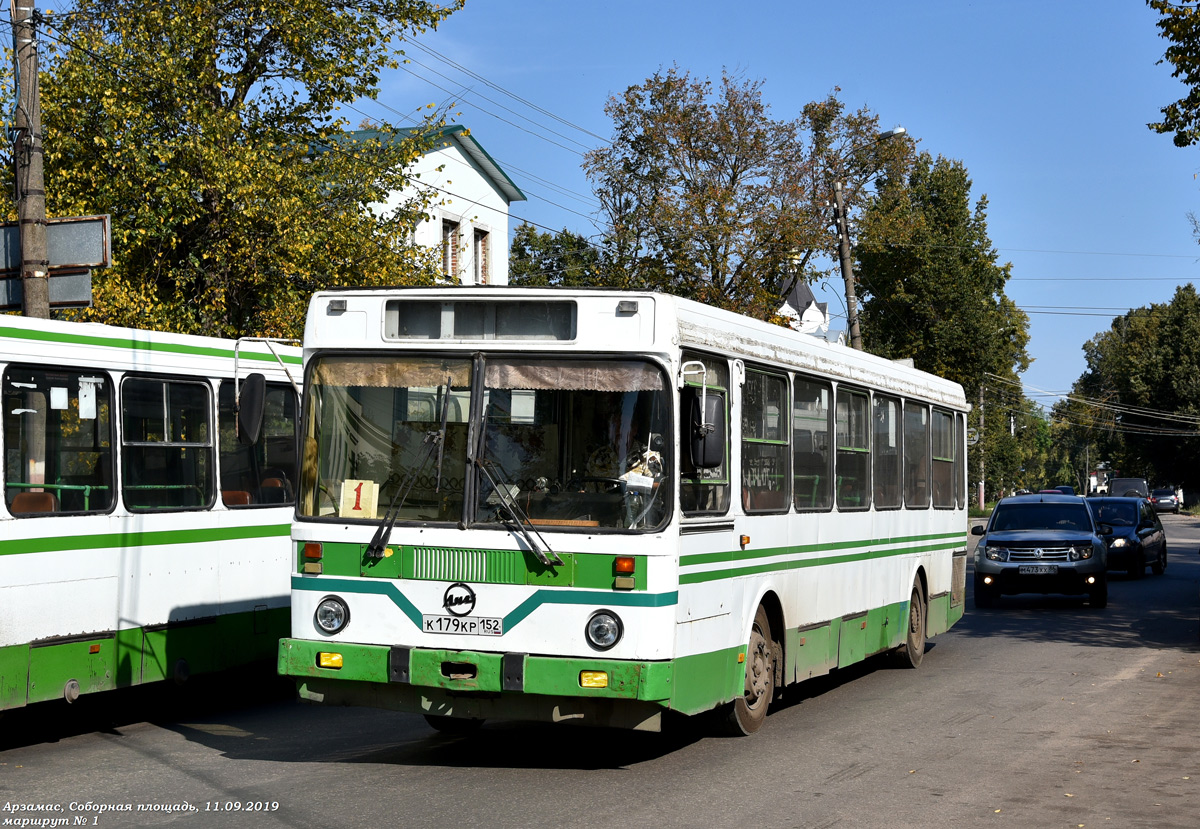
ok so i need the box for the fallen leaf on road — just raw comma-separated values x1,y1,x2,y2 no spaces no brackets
1065,793,1074,797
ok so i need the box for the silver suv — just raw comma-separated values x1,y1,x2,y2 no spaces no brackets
972,494,1110,608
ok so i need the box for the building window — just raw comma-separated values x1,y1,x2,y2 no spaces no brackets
442,220,460,280
473,229,490,285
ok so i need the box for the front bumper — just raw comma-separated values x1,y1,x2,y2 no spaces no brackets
974,560,1104,596
278,638,674,730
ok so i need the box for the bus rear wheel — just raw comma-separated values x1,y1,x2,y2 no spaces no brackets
724,605,774,735
894,582,926,669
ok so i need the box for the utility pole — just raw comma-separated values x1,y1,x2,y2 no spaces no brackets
833,181,862,350
11,0,49,318
977,383,986,509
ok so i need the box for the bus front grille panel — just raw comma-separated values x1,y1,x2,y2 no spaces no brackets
410,547,526,584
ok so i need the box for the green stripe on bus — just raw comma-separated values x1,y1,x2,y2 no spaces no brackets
0,523,291,557
679,529,965,567
679,539,965,585
0,325,302,365
291,575,677,633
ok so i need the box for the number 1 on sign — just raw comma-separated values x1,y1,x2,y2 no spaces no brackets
339,479,379,519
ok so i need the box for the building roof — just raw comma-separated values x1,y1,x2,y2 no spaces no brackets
350,125,526,204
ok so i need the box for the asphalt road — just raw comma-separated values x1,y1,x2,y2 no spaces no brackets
2,515,1199,829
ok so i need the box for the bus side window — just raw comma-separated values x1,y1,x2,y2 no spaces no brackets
793,375,831,511
122,377,214,511
903,401,930,508
680,352,730,516
932,409,955,508
3,366,115,516
741,369,789,513
218,381,299,507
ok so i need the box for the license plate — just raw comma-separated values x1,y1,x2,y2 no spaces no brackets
422,615,503,636
1018,564,1058,575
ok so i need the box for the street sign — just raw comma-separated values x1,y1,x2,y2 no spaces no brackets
0,215,110,309
0,214,111,272
0,269,92,310
966,427,979,446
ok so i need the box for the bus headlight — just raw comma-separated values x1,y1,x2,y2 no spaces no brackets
315,596,350,635
585,610,623,651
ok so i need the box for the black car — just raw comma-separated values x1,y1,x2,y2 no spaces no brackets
1088,496,1168,577
972,494,1110,608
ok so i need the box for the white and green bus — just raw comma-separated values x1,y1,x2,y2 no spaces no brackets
276,288,968,734
0,316,300,711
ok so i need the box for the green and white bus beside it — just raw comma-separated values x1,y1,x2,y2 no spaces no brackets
276,288,969,734
0,316,300,711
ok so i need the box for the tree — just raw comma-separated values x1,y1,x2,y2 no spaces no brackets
1148,0,1200,147
1060,284,1200,488
508,223,604,287
855,153,1029,394
1,0,462,338
583,68,909,320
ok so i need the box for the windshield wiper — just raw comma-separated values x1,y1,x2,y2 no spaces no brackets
472,401,561,567
365,376,452,559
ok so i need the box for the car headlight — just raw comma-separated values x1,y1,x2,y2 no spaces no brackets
1109,538,1126,548
1069,546,1093,561
315,595,350,635
985,546,1008,562
585,610,623,651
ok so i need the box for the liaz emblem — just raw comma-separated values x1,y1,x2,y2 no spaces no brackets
442,582,477,617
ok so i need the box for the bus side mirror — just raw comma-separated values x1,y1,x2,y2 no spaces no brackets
238,372,267,446
685,388,725,469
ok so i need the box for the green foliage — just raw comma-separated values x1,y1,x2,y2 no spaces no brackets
1057,284,1200,488
855,152,1029,397
509,223,605,287
583,68,909,320
1,0,462,337
1148,0,1200,146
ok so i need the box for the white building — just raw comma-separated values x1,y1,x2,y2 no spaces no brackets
371,125,526,286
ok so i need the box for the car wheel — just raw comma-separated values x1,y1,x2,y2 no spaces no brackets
1152,545,1167,576
1089,575,1108,609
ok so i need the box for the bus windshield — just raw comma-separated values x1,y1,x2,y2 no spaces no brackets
299,354,671,530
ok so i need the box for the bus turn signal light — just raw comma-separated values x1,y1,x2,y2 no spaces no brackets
304,543,323,560
580,671,608,688
614,556,635,574
318,652,343,669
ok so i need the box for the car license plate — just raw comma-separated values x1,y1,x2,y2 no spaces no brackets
422,615,503,636
1018,564,1058,575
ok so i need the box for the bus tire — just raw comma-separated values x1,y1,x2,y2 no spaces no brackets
423,714,484,734
894,581,926,669
724,605,774,736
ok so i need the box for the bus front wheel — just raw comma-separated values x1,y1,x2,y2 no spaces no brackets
724,605,775,735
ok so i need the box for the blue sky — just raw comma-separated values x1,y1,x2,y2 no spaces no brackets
361,1,1199,407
